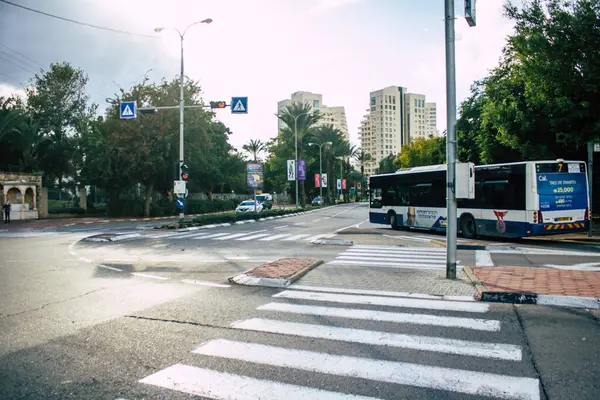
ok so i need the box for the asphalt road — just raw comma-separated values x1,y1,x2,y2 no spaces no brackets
1,203,599,399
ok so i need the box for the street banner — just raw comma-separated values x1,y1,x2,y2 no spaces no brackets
322,173,328,188
287,160,296,181
337,179,342,190
298,160,306,181
342,179,347,190
314,173,320,188
246,163,263,189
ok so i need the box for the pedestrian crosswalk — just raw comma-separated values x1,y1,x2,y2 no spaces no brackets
325,244,457,270
139,287,540,399
146,229,336,243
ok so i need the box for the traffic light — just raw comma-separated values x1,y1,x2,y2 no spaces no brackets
209,101,227,109
181,164,189,181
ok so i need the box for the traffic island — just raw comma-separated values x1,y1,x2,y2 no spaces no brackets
229,258,323,288
463,266,600,309
81,233,141,242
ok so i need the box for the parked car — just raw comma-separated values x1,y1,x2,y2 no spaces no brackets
235,200,263,212
255,193,273,209
311,196,324,206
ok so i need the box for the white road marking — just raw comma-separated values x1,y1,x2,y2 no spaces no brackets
259,234,291,241
542,262,600,271
273,290,489,313
352,245,446,252
475,250,494,266
383,234,431,242
193,232,231,239
274,225,289,230
341,252,446,259
193,340,539,399
328,260,451,269
181,280,231,288
282,234,311,241
131,272,169,280
231,318,520,360
215,232,258,240
236,233,271,241
98,264,123,272
140,364,380,400
257,303,500,331
304,234,333,242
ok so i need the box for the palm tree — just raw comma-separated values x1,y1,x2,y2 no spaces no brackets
353,148,373,199
242,139,266,162
277,102,321,207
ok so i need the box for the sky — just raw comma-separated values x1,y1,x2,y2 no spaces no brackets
0,0,517,153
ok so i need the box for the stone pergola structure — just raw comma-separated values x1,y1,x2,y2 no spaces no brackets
0,172,43,220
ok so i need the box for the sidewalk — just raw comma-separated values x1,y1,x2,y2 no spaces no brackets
464,266,600,309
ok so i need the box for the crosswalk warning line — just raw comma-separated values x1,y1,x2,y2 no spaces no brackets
282,234,311,241
236,233,271,241
231,318,522,360
193,339,540,400
139,364,379,400
259,234,291,241
273,290,490,313
257,302,501,331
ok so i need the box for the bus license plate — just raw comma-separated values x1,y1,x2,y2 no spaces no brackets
556,217,570,222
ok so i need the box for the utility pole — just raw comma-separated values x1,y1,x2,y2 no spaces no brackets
445,0,458,279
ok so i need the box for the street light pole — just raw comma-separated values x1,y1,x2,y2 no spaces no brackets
276,111,311,209
155,18,212,220
308,142,332,200
445,0,457,279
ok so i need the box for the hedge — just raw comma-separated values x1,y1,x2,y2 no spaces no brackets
162,206,320,229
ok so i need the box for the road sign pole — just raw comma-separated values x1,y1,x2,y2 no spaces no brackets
445,0,458,279
588,141,594,237
319,145,323,199
178,35,185,220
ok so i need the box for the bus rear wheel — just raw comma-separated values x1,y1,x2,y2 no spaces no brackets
460,215,477,239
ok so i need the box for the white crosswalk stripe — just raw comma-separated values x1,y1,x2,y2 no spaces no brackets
146,229,333,243
140,288,540,400
327,245,457,270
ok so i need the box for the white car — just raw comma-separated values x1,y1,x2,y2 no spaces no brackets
235,200,263,212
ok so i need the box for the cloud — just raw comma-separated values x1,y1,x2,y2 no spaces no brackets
0,83,26,100
309,0,364,13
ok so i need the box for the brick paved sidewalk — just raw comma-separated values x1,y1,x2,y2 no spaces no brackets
465,266,600,299
230,258,322,288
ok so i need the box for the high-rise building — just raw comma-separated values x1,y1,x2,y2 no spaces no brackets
277,91,349,140
358,86,437,176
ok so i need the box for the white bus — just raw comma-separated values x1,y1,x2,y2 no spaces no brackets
368,160,590,239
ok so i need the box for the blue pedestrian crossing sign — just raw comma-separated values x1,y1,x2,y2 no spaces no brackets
120,101,137,119
231,97,248,114
175,197,186,210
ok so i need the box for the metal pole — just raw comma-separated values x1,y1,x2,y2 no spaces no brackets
178,34,185,219
253,189,257,213
294,117,299,209
588,141,594,237
319,145,323,199
445,0,457,279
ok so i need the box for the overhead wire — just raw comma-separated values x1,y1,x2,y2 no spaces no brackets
0,0,157,38
0,43,44,69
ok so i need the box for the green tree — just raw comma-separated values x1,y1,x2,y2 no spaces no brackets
276,102,321,207
376,153,397,174
242,139,266,162
26,62,97,186
394,135,446,169
310,125,348,203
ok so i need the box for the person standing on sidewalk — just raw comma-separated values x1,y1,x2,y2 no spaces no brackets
3,200,10,223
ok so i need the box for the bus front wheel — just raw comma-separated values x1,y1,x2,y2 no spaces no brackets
390,214,400,230
460,215,477,239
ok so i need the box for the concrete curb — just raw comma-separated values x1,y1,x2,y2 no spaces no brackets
82,233,142,242
311,238,354,246
430,239,447,248
462,266,600,309
229,259,323,288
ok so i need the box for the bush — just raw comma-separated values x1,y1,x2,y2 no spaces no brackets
169,207,315,229
48,207,86,215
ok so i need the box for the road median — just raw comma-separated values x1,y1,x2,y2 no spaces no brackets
463,265,600,309
229,258,323,288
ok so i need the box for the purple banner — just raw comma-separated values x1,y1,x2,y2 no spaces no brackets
298,160,306,181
